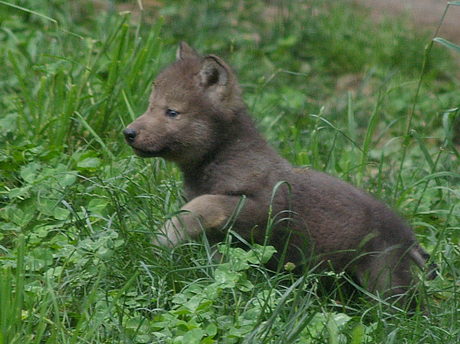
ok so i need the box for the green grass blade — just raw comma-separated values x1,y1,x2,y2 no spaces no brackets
357,93,382,187
106,23,130,91
122,90,137,123
68,269,104,344
74,111,116,160
0,269,14,343
80,271,140,342
410,130,435,170
7,50,36,132
442,108,460,161
433,37,460,54
310,107,325,170
0,1,57,25
347,91,356,143
0,236,26,344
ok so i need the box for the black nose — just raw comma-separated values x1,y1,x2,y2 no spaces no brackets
123,128,137,143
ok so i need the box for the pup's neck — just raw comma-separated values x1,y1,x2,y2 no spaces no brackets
178,108,269,193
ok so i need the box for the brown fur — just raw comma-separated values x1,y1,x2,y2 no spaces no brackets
123,42,436,309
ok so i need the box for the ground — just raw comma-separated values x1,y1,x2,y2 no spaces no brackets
350,0,460,42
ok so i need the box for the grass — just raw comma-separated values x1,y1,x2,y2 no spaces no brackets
0,0,460,342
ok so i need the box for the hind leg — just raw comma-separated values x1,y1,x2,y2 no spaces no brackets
354,247,418,310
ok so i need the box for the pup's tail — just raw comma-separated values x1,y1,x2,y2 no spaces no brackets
409,244,438,280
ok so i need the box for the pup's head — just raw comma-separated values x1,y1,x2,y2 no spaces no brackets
123,42,244,166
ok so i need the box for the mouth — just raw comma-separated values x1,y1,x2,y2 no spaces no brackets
130,146,162,158
127,143,169,158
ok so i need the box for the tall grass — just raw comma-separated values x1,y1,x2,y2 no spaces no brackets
0,0,459,343
1,1,163,156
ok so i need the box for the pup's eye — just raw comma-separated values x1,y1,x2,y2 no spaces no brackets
166,109,179,118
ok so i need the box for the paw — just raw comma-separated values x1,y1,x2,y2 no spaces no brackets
152,218,185,248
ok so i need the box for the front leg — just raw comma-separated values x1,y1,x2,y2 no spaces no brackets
155,194,245,247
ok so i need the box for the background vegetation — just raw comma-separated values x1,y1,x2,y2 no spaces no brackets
1,0,459,342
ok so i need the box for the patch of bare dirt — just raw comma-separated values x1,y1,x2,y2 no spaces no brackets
349,0,460,43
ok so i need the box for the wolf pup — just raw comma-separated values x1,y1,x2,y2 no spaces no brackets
123,42,436,308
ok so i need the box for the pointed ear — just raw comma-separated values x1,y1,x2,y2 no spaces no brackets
199,56,229,89
176,42,199,60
